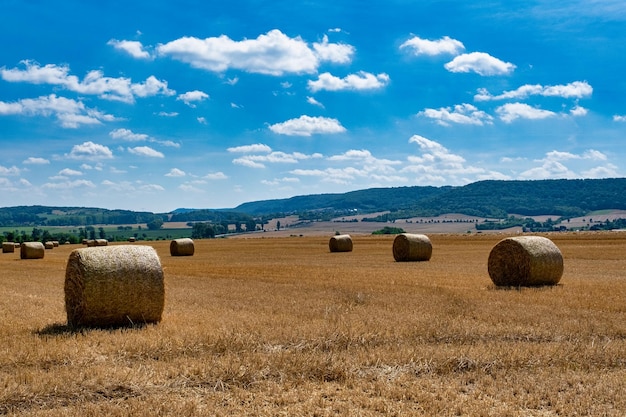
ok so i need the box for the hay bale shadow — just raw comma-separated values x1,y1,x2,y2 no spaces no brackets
486,283,564,292
35,321,150,337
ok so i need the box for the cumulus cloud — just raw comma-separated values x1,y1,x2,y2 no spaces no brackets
66,141,114,160
177,90,209,107
107,39,151,59
400,35,465,56
205,172,228,180
110,128,149,142
42,179,96,189
0,165,21,176
403,135,508,184
128,146,165,158
0,60,174,103
308,71,390,92
156,29,354,75
307,96,324,108
613,115,626,122
165,168,186,177
496,103,557,123
444,52,516,76
519,149,611,179
227,143,272,153
269,115,346,136
475,81,593,101
23,157,50,165
58,168,82,176
0,94,116,128
417,103,493,126
233,151,323,169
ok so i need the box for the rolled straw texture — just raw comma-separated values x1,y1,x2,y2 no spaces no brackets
392,233,432,262
2,242,15,253
329,234,353,252
95,239,108,246
21,242,45,259
64,245,165,327
170,238,194,256
488,236,563,286
45,241,54,249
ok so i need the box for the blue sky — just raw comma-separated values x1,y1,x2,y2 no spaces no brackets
1,0,625,212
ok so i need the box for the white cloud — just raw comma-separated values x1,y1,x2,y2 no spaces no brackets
311,35,355,64
400,35,465,56
156,30,355,76
570,105,588,117
496,103,557,123
308,71,390,92
107,39,151,59
232,158,265,169
197,117,208,124
0,61,174,103
158,111,179,117
613,115,626,122
269,115,346,136
110,128,149,141
227,143,272,153
66,141,114,160
177,90,209,107
42,179,96,189
0,94,116,128
58,168,82,176
444,52,516,76
0,165,20,175
205,172,228,180
307,96,324,108
165,168,186,177
23,157,50,165
128,146,165,158
582,164,620,178
233,151,323,168
519,149,612,179
417,103,494,126
138,184,165,192
475,81,593,101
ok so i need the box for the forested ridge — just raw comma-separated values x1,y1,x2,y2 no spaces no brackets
1,178,624,226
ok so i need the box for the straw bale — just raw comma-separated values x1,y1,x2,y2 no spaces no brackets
488,236,563,286
329,234,353,252
53,241,60,247
128,237,136,242
64,245,165,327
44,241,54,249
2,242,15,253
170,238,194,256
86,240,96,247
21,242,45,259
95,239,108,246
392,233,432,262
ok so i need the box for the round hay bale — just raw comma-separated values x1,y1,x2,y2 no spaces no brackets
64,245,165,327
2,242,15,253
86,240,96,247
44,241,54,249
488,236,563,286
95,239,108,246
170,238,194,256
21,242,45,259
52,241,60,247
329,234,353,252
392,233,432,262
82,239,88,245
128,237,136,242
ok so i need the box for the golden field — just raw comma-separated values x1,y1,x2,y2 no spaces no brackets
1,232,625,416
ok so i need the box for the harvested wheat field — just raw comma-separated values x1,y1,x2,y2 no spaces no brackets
1,232,626,416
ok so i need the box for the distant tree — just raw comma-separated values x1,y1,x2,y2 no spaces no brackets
98,227,106,239
276,220,281,231
146,218,164,230
245,219,257,232
31,227,42,241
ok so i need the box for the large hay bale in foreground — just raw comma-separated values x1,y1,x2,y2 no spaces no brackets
329,234,353,252
392,233,432,262
21,242,45,259
170,238,194,256
64,245,165,327
2,242,15,253
488,236,563,286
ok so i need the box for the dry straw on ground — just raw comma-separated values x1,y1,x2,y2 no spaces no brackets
329,234,353,252
2,242,15,253
392,233,432,262
488,235,564,286
170,238,195,256
20,242,45,259
64,245,165,327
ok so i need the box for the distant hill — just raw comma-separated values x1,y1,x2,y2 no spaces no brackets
233,178,626,219
1,178,625,227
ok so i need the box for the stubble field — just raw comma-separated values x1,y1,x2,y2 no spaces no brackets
1,232,625,416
